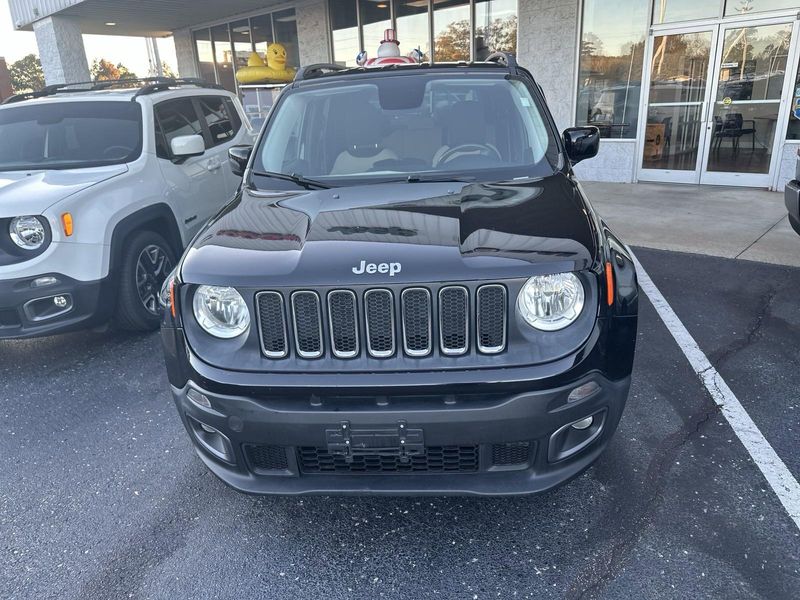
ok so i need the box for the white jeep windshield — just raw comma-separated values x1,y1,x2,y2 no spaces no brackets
0,101,143,172
253,73,559,184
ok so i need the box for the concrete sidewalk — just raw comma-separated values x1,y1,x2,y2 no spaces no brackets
585,182,800,268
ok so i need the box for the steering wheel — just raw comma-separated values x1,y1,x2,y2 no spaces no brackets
103,145,133,159
435,143,501,167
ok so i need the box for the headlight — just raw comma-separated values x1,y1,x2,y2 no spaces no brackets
193,285,250,338
9,216,46,250
517,273,585,331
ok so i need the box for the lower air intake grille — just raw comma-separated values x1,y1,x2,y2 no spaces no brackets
298,446,479,474
491,442,531,466
246,444,289,471
477,285,507,354
291,291,323,358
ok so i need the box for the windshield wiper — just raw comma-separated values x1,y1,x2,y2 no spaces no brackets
251,170,330,190
404,174,476,184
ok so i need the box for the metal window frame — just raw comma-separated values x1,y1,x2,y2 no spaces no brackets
364,288,396,358
255,291,289,359
401,287,433,357
438,285,469,356
290,290,324,359
476,284,507,355
327,289,360,359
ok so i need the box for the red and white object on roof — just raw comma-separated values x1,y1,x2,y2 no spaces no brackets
356,29,419,67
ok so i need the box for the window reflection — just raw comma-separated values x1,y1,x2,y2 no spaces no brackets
787,65,800,140
725,0,799,17
192,9,299,92
576,0,648,139
193,29,216,85
273,10,300,68
211,25,235,93
251,14,274,56
396,0,430,60
433,0,470,62
230,20,252,75
331,0,360,66
360,0,391,58
716,24,791,102
474,0,517,59
653,0,720,24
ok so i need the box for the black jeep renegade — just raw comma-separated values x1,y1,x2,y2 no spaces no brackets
160,54,639,495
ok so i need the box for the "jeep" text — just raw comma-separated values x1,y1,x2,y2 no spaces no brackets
352,261,402,276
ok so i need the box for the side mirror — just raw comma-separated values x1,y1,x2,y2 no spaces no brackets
563,127,600,165
170,134,205,160
228,145,253,177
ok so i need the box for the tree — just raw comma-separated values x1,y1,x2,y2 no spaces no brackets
160,61,177,79
91,58,137,81
9,54,45,93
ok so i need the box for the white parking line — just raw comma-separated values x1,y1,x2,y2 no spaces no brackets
632,254,800,531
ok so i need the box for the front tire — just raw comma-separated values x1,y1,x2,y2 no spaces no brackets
115,230,176,331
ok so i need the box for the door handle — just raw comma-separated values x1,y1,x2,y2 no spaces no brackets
206,159,221,172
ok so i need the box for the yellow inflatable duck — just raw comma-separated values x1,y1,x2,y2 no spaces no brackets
236,44,296,84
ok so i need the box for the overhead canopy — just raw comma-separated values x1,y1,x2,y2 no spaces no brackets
11,0,286,36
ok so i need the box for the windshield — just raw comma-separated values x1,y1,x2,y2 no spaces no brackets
0,101,143,172
253,72,559,186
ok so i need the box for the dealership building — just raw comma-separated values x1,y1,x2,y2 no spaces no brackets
8,0,800,190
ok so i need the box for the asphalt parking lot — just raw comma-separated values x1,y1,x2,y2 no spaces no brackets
2,246,799,600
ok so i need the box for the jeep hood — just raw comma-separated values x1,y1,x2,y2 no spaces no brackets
181,172,599,286
0,165,128,217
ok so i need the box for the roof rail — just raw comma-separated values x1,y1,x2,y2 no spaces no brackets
130,78,223,100
485,52,519,74
294,63,349,82
1,77,221,105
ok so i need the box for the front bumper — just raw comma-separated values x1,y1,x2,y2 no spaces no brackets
786,179,799,225
0,273,113,339
171,372,630,496
164,313,636,496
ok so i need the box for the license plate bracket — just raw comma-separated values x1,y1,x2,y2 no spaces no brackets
326,420,424,463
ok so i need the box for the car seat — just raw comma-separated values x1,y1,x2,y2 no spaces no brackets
433,100,499,166
331,101,398,175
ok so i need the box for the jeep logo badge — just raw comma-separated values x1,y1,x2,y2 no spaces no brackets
352,260,401,277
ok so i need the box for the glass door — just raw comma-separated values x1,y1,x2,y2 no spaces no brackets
638,28,715,184
699,20,797,187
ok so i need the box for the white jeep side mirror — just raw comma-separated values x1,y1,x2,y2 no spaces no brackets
170,134,205,158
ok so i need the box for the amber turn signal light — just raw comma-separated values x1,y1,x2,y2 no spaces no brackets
61,212,73,237
605,262,614,306
169,279,177,318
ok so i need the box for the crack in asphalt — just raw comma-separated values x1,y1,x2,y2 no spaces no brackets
709,286,778,367
566,399,720,600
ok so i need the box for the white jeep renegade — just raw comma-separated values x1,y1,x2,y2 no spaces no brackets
0,78,254,338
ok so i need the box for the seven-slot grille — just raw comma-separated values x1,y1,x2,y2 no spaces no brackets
255,284,506,360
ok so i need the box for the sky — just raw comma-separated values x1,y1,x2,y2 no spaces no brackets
0,1,177,76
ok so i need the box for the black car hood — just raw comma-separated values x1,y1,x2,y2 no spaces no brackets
181,172,599,287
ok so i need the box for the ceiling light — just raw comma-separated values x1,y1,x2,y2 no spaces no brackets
105,22,117,26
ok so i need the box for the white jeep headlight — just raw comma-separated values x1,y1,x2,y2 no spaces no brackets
9,216,46,250
517,273,585,331
193,285,250,338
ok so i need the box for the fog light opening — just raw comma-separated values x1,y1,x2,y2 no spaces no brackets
571,416,594,430
188,416,234,464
